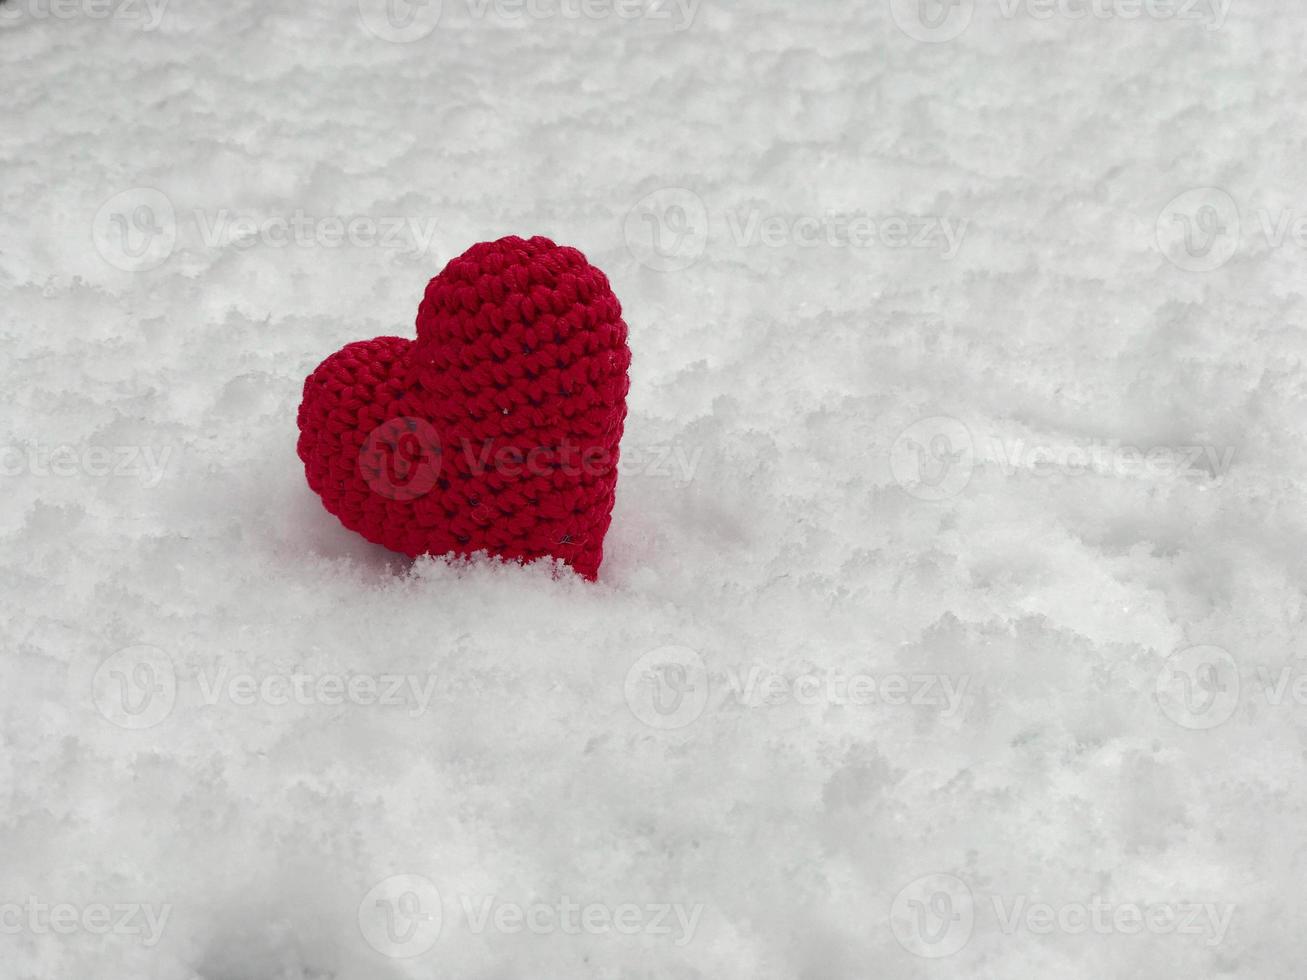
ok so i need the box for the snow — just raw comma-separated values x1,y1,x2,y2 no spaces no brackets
2,0,1306,977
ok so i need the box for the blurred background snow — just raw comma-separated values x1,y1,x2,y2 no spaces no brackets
2,0,1306,977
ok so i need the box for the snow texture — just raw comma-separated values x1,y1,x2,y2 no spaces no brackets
2,0,1305,977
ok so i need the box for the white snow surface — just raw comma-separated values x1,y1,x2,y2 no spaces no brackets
2,1,1306,977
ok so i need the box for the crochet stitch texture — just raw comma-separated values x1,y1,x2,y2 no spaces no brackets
297,236,631,580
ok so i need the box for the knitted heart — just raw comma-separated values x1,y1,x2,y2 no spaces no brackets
296,236,631,580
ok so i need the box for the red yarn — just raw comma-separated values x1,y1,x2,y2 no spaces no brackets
297,236,631,580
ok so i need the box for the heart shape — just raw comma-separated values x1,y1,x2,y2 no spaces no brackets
297,236,631,580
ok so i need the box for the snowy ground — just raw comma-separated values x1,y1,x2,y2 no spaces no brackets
3,0,1306,977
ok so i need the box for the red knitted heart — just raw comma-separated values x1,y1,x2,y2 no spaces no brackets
296,236,631,580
